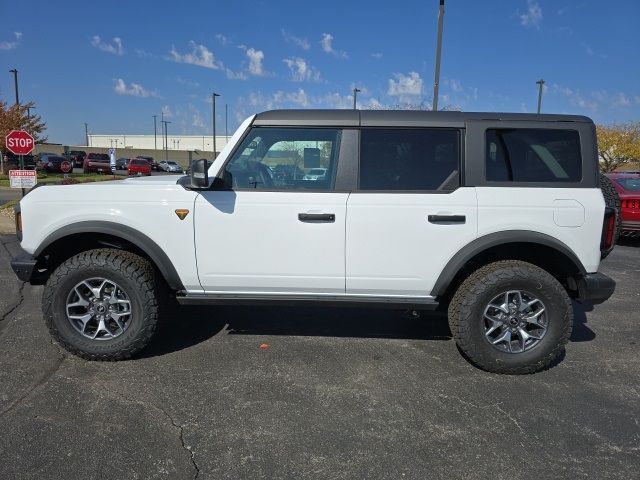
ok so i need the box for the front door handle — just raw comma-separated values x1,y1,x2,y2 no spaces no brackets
428,214,466,224
298,213,335,223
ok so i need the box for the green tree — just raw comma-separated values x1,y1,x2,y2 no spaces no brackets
0,100,48,151
596,122,640,172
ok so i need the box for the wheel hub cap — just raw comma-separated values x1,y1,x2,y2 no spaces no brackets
65,277,132,340
482,290,548,353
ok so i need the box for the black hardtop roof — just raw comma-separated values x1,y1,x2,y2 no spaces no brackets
254,109,593,127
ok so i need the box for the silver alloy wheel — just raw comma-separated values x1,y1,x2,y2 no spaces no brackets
65,277,132,340
483,290,548,353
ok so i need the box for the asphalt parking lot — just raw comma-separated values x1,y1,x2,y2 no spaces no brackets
0,235,638,480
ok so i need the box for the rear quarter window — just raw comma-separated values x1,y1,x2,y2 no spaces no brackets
486,129,582,182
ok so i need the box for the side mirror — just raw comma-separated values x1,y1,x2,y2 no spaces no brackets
190,159,209,189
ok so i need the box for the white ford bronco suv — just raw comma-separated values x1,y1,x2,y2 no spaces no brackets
11,110,617,374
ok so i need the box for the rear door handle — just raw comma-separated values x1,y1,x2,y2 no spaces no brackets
428,214,466,224
298,213,335,223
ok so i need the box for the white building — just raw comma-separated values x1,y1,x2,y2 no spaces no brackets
87,134,231,153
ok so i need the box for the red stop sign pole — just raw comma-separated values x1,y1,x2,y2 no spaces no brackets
5,130,35,197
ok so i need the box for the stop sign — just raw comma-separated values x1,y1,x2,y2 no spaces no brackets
5,130,35,155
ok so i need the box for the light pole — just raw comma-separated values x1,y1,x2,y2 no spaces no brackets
212,92,220,157
353,88,361,110
153,115,157,151
27,106,35,119
84,123,89,146
161,112,165,151
432,0,445,111
536,79,545,114
9,69,19,105
162,120,171,161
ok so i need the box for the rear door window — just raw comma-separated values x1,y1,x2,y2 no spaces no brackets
486,129,582,182
359,128,460,191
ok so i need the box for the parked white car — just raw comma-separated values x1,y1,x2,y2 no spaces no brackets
158,160,184,173
11,110,617,373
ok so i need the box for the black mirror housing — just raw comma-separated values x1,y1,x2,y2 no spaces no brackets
190,159,209,189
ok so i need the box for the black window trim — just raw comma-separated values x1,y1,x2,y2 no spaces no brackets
215,125,351,193
464,120,598,189
354,126,464,194
484,127,584,184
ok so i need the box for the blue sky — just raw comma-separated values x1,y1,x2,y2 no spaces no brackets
1,0,638,144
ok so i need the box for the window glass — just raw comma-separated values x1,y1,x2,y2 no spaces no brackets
359,128,460,191
223,128,340,190
486,129,582,182
615,177,640,191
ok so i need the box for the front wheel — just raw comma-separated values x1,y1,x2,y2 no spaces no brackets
448,260,573,374
42,249,160,360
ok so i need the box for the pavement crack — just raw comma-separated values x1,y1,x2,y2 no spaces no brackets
0,347,66,418
108,391,200,479
154,404,201,479
0,281,24,337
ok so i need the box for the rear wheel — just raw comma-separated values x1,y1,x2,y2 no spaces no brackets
448,260,573,374
43,249,160,360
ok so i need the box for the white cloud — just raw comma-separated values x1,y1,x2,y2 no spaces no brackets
190,105,206,129
371,52,383,59
113,78,156,98
246,48,266,76
91,35,124,55
170,41,223,69
388,72,424,101
176,77,199,88
215,33,229,46
0,32,22,50
520,0,543,29
162,105,173,118
281,29,310,50
450,79,463,93
635,96,640,105
226,68,248,80
282,57,321,82
612,92,631,108
320,33,348,58
551,84,597,112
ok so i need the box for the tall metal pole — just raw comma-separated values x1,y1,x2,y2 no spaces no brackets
84,123,89,146
9,69,19,105
536,79,545,114
212,92,220,157
432,0,445,111
161,112,165,151
353,88,361,110
153,115,157,151
162,120,171,161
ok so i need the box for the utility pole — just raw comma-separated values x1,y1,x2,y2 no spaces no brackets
153,115,157,151
536,79,545,113
161,111,165,151
432,0,445,111
84,123,89,146
212,92,220,157
353,88,361,110
27,106,35,119
9,69,19,105
162,120,171,161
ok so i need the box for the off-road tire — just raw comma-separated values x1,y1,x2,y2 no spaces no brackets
448,260,573,374
43,249,159,360
600,172,621,255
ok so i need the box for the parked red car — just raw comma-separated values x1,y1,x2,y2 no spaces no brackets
606,172,640,234
127,158,152,176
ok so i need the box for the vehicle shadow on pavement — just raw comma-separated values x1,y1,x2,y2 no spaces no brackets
142,306,451,358
570,302,596,342
617,235,640,248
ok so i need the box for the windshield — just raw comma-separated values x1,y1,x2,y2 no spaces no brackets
616,178,640,191
308,169,326,175
168,161,178,165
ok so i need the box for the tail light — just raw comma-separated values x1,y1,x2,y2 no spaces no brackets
600,207,616,254
621,199,639,210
